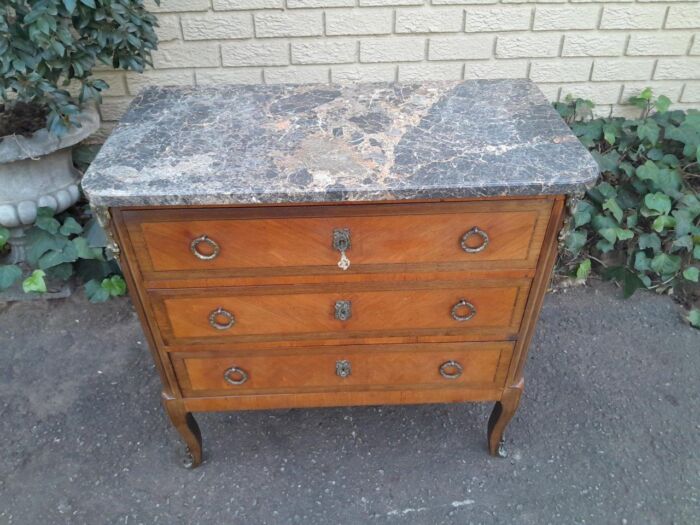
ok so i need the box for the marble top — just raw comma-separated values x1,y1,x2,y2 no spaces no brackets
82,80,598,207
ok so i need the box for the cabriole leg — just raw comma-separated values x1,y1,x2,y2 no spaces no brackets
162,396,202,468
487,378,524,458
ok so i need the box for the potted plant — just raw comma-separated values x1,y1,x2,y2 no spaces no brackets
0,0,158,264
0,0,158,296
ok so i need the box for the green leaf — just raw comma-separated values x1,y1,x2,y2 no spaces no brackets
644,192,672,215
694,244,700,260
85,279,110,303
603,197,624,223
682,267,699,282
596,239,615,253
637,120,660,145
63,0,77,13
616,228,634,241
603,123,617,145
636,160,659,184
22,270,47,294
602,266,645,298
59,217,83,236
565,230,587,255
72,237,101,260
652,215,676,233
576,259,591,280
102,275,127,297
650,253,682,276
655,95,672,113
573,201,594,228
0,226,10,249
47,263,74,281
35,213,61,234
639,233,661,252
687,308,700,329
0,265,22,290
599,228,618,244
634,251,651,272
80,0,97,7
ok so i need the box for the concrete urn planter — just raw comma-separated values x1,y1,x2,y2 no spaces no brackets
0,106,100,263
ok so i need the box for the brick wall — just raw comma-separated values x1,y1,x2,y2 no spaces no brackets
95,0,700,139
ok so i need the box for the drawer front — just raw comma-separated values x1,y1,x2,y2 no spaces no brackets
124,200,551,276
172,342,514,396
152,279,530,345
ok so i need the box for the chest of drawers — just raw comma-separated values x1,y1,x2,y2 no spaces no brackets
83,80,597,468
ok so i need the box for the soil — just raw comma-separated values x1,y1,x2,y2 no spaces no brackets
0,101,48,138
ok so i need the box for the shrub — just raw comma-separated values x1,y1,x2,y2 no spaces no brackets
0,0,159,136
556,90,700,328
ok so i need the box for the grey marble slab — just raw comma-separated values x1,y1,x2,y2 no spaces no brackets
82,80,598,207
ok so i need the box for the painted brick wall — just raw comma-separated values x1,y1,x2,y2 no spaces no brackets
95,0,700,139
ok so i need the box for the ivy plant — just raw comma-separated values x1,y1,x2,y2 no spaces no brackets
556,90,700,328
0,205,126,302
0,0,159,136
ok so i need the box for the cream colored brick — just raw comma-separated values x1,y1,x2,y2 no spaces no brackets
196,68,263,84
666,5,700,29
433,0,497,5
464,7,531,32
126,70,195,95
145,0,209,13
496,34,561,58
530,59,592,82
213,0,283,8
291,40,357,65
395,8,464,33
655,58,700,80
570,0,632,3
533,6,601,31
331,64,397,82
627,31,693,56
536,84,560,102
153,42,220,68
562,32,626,57
92,72,128,97
264,66,329,83
428,35,493,60
361,0,422,5
591,59,655,81
181,13,253,41
600,5,666,30
692,35,700,55
87,122,116,144
463,59,528,78
622,82,683,103
288,0,354,7
99,97,132,121
398,62,463,81
325,9,393,35
558,82,622,104
255,11,323,38
222,41,289,67
155,14,181,42
681,82,700,102
360,37,426,62
609,105,643,119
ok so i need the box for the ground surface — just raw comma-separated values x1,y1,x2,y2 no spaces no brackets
0,281,698,525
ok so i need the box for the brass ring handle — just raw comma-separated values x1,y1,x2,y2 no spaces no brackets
190,234,220,260
460,227,489,253
223,366,248,385
439,360,463,380
208,307,235,330
451,299,476,322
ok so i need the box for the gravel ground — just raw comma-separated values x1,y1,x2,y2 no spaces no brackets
0,281,698,525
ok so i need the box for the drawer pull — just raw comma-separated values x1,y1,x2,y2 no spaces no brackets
439,360,463,380
332,228,351,271
451,299,476,322
223,366,248,385
336,359,352,378
190,235,220,260
334,300,352,321
460,227,489,253
208,307,235,330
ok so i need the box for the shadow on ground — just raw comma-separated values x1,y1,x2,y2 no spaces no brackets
0,281,698,524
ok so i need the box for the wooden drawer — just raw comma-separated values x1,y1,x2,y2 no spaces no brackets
151,278,530,345
123,200,552,278
171,342,514,396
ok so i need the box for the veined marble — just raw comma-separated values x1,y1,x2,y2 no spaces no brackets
82,80,599,207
